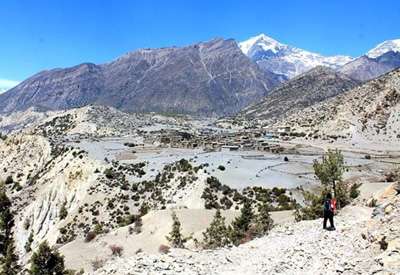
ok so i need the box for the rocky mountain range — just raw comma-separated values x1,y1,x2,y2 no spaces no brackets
0,39,282,117
1,35,400,120
339,48,400,81
238,66,360,122
240,34,400,84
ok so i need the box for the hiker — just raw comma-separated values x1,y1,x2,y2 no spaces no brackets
323,192,335,230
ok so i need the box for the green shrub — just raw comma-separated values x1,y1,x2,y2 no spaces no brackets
272,187,286,197
335,182,351,207
206,177,222,190
220,196,233,209
24,218,31,230
94,224,104,235
294,190,327,221
103,168,114,179
12,182,22,191
177,159,192,172
2,238,20,275
139,203,149,217
25,231,34,252
59,200,68,220
118,214,138,227
29,241,66,275
350,183,360,199
253,202,273,236
5,175,13,185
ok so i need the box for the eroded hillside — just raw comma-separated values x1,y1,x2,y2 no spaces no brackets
268,68,400,144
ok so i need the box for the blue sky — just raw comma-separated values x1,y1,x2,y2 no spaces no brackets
0,0,399,89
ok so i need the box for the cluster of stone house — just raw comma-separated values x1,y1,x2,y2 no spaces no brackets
143,128,284,153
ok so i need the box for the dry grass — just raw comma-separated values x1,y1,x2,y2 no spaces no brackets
158,244,170,254
109,244,124,256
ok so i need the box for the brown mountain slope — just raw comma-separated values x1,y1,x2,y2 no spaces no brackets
0,39,282,117
270,68,400,143
238,66,360,122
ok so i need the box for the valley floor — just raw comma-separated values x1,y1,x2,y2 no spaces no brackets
1,105,399,274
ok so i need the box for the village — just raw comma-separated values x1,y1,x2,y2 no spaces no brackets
142,126,295,154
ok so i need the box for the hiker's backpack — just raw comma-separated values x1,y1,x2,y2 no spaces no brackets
331,198,337,214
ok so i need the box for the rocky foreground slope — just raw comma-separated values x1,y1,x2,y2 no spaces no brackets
94,183,400,275
0,39,282,117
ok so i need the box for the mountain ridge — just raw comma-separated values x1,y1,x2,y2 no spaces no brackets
0,38,282,117
238,66,360,122
339,51,400,81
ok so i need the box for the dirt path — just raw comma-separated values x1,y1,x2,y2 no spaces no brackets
94,205,386,275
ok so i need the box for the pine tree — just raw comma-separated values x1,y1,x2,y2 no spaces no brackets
230,200,254,245
253,202,273,236
1,238,20,275
29,241,66,275
232,200,254,232
313,149,344,198
0,183,13,255
0,183,20,275
294,203,303,222
202,209,230,249
166,211,184,248
59,200,68,220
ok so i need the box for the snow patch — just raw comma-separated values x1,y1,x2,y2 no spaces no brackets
367,39,400,58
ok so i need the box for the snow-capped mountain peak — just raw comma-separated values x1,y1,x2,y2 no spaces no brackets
366,39,400,58
239,34,353,79
239,33,285,55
